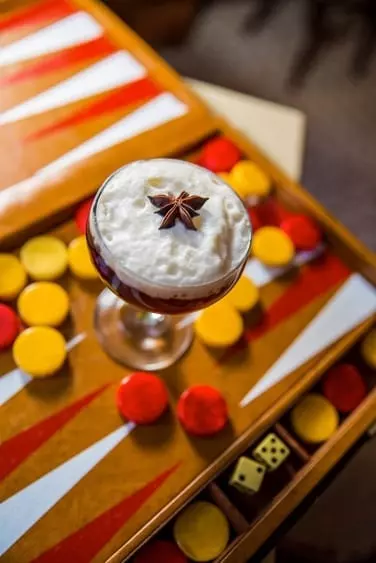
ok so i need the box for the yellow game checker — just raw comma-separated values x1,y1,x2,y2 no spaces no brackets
229,160,271,198
18,282,69,327
291,393,339,444
68,236,98,280
361,329,376,369
195,300,243,347
224,275,260,313
217,172,232,185
252,226,295,267
0,254,27,301
173,501,230,562
13,326,67,377
20,236,68,281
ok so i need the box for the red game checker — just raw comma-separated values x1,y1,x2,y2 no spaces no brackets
0,304,20,351
247,207,262,232
133,540,187,563
281,214,322,251
198,137,242,173
116,372,169,424
177,385,228,437
323,363,367,413
75,197,94,234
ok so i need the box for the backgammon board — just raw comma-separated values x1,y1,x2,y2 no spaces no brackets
0,2,375,563
0,0,211,242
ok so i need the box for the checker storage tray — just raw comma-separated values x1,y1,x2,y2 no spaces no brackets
1,2,376,563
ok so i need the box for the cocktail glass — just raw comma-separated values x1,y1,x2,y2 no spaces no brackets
87,159,251,370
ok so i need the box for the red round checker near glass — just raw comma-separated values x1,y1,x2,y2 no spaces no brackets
116,372,169,424
323,363,367,413
0,304,20,350
75,197,94,234
281,214,322,251
199,137,242,173
134,540,187,563
247,207,262,232
177,385,229,436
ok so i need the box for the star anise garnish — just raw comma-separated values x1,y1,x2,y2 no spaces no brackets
148,191,209,230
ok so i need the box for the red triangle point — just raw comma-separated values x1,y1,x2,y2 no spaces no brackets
0,384,110,482
32,462,181,563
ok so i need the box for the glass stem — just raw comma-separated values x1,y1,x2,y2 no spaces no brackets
120,305,170,340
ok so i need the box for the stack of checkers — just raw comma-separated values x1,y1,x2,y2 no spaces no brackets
0,200,98,378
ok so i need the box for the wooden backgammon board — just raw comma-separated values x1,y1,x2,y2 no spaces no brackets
1,2,376,563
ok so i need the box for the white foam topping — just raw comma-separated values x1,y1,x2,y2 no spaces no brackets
91,159,251,299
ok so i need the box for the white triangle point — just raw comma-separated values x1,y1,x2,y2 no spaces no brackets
0,51,146,125
0,12,103,67
244,244,324,288
0,369,31,406
0,93,188,214
0,423,135,556
240,274,376,407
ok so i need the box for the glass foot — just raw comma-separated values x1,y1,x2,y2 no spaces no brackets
94,288,194,371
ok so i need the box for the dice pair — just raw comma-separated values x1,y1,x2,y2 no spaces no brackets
230,433,290,495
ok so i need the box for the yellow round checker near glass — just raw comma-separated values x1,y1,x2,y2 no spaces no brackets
361,329,376,369
18,282,69,327
0,254,27,301
252,226,295,267
229,160,271,198
195,300,243,348
217,172,232,185
174,501,230,562
13,326,67,378
291,393,339,444
20,236,68,281
68,236,98,280
224,275,259,313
